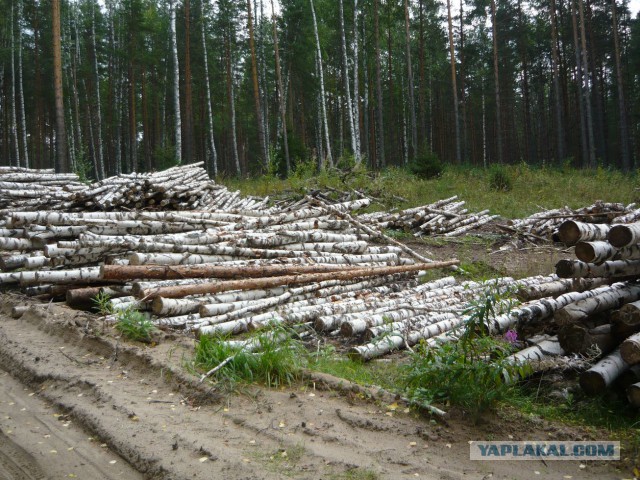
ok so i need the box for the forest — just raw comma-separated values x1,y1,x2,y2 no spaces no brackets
0,0,638,179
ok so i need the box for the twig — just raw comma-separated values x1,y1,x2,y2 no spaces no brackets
199,355,236,383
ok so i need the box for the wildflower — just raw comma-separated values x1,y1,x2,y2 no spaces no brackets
504,329,518,344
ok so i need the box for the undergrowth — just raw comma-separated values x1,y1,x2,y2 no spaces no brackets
114,308,158,343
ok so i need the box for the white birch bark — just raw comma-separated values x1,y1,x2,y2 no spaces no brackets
169,0,182,164
555,283,640,325
310,0,332,167
201,0,218,175
556,259,640,278
580,349,628,395
16,0,28,167
557,220,610,246
352,0,361,163
10,2,20,167
574,241,618,264
339,0,356,159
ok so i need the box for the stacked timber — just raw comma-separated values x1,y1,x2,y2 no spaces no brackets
68,162,269,211
357,195,498,237
0,167,86,211
504,201,636,241
545,218,640,401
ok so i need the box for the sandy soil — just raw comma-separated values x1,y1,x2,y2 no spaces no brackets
0,239,629,479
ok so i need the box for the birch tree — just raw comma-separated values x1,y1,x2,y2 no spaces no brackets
310,0,332,167
201,0,218,175
169,0,182,164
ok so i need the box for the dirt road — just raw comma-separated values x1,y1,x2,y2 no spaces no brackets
0,299,625,479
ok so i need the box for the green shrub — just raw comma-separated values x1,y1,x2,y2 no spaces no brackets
488,165,513,191
408,151,444,179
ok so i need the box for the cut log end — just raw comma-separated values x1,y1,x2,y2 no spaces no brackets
579,371,606,395
558,220,581,246
608,225,634,249
574,242,597,264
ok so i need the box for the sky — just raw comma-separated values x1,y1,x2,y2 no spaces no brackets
631,0,640,17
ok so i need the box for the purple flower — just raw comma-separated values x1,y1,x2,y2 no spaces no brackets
504,330,518,344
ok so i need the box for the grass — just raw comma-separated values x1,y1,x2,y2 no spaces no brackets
114,308,157,343
226,163,638,219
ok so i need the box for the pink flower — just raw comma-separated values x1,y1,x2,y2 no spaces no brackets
504,330,518,344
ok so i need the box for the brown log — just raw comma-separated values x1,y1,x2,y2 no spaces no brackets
620,332,640,365
558,323,617,355
136,260,460,299
101,263,375,281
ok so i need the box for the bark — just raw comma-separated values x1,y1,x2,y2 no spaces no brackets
403,0,417,158
91,2,105,179
169,0,182,164
506,336,565,364
517,277,608,301
574,241,617,264
0,267,102,286
184,0,194,164
16,0,28,167
557,220,610,246
224,32,241,175
102,263,374,281
247,0,268,168
352,0,361,163
11,2,20,168
620,332,640,365
137,260,458,299
577,0,596,167
580,348,628,395
554,283,640,325
555,259,640,278
52,0,69,172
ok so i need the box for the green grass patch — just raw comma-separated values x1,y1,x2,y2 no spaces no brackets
227,163,638,219
194,328,306,388
114,308,158,343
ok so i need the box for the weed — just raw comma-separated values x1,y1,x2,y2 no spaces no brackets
92,291,113,315
194,326,306,388
330,468,380,480
401,286,525,421
114,308,158,343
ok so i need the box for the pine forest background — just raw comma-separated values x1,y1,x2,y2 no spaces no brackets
0,0,639,179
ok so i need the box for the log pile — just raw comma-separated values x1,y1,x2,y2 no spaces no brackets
357,195,499,237
503,201,637,241
0,167,86,211
0,163,269,213
525,218,640,403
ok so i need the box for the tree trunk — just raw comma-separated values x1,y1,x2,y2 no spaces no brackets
170,0,182,164
339,0,356,161
373,0,385,168
549,0,565,162
556,259,640,279
11,2,20,168
554,283,640,325
577,0,596,167
310,0,333,168
557,220,610,246
490,0,502,164
610,0,630,170
137,260,459,299
184,0,194,164
201,0,218,175
247,0,268,169
352,0,361,164
225,33,241,175
270,0,290,175
446,0,461,164
52,0,69,172
16,0,28,168
403,0,417,159
91,12,105,176
558,323,617,355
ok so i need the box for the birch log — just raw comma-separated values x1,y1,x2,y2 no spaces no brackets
620,332,640,365
580,349,629,395
554,283,640,325
608,223,640,248
558,323,617,355
555,259,640,278
611,301,640,340
506,336,564,364
557,220,610,246
627,382,640,407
